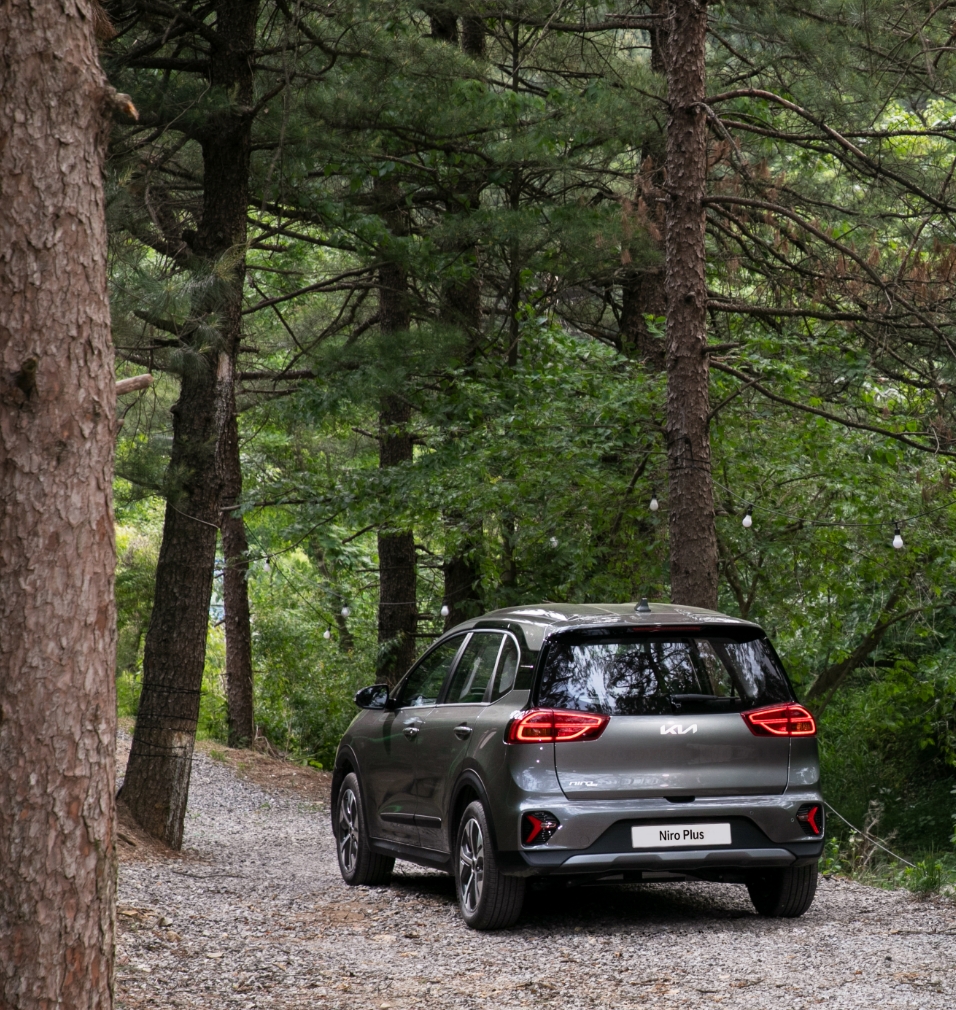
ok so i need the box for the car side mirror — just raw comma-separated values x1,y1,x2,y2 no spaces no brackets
354,684,392,710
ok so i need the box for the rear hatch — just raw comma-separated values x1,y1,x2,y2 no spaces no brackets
537,626,793,799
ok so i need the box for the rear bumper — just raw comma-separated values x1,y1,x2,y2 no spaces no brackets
496,797,825,877
509,839,823,876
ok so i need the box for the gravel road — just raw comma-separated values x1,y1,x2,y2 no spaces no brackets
116,740,956,1009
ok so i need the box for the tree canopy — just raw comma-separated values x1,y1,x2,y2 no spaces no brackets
104,1,956,859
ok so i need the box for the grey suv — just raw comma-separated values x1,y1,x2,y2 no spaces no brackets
331,603,824,929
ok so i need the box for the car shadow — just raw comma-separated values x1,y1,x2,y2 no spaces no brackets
385,868,759,930
520,879,756,930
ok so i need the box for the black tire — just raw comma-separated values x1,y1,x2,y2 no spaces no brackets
454,800,525,930
747,861,818,917
334,772,394,886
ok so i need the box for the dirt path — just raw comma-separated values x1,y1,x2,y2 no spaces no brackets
115,737,956,1009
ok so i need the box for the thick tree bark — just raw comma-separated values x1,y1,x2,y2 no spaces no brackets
436,149,484,628
375,178,418,686
119,0,259,847
663,0,718,609
377,397,418,687
0,3,117,1005
221,412,254,747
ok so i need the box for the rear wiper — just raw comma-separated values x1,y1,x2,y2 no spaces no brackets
668,693,736,711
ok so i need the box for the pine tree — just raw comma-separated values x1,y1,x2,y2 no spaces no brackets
0,2,118,1002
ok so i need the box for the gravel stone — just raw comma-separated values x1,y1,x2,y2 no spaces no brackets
116,738,956,1009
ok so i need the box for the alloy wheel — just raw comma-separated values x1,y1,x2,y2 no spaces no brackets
338,787,359,875
458,816,484,913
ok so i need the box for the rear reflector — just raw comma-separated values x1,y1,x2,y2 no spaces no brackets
742,703,816,737
522,811,560,845
796,804,823,835
506,708,610,743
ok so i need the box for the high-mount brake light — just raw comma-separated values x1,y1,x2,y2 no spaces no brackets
506,708,610,744
742,703,816,737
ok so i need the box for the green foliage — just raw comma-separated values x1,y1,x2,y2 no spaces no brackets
105,0,956,885
245,549,376,768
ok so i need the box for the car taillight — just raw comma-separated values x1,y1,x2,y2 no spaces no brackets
522,811,560,845
796,804,823,835
506,708,610,743
742,703,816,737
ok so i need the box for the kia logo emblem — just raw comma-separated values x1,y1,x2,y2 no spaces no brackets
660,723,698,735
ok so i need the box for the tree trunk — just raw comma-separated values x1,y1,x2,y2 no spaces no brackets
221,411,254,747
663,0,718,609
427,5,459,43
436,148,484,629
442,543,482,628
0,3,117,1005
375,178,418,687
378,398,418,687
462,14,486,57
119,0,259,847
620,267,666,367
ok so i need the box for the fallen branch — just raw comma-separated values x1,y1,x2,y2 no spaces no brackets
116,374,153,395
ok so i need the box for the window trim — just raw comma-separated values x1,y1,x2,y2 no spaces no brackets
436,630,522,706
392,632,470,710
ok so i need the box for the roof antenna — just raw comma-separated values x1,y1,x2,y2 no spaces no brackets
635,597,651,613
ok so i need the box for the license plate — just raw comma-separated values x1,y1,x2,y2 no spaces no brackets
631,822,732,849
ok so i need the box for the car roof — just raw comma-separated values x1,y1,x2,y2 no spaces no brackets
451,602,760,652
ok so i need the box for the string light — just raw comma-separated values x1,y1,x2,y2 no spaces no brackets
323,627,331,640
892,522,904,549
742,505,753,529
712,474,956,531
340,605,350,618
440,604,450,618
649,491,659,512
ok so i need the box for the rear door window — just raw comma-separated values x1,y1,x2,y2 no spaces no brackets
491,636,520,700
442,632,504,704
536,629,793,716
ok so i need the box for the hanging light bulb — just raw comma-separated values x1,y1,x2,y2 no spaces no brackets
649,492,659,512
742,505,753,529
340,605,350,618
323,627,331,640
440,604,450,618
892,522,904,550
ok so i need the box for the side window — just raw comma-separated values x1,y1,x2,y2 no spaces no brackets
491,636,520,700
396,637,463,708
443,633,504,704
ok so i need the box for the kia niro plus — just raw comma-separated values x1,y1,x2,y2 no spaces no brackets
332,603,824,930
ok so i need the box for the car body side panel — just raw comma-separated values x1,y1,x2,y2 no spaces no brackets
346,708,421,846
787,736,821,788
465,690,566,852
415,702,485,851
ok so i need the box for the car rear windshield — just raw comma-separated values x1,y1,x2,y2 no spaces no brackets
535,627,794,716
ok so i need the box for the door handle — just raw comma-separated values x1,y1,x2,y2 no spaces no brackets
403,725,420,739
454,723,473,740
